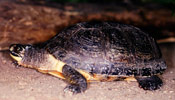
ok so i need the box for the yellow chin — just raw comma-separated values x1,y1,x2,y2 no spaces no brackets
10,54,22,62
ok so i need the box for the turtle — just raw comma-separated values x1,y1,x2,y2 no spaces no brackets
9,21,167,94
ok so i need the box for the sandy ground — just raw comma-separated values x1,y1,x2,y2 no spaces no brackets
0,43,174,100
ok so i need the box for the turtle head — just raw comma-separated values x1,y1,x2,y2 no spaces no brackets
9,44,61,70
9,44,31,62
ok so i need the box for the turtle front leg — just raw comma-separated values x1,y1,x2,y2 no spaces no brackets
62,65,87,94
135,75,163,90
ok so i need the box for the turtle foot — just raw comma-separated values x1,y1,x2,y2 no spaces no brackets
12,61,22,68
64,84,82,94
136,75,163,90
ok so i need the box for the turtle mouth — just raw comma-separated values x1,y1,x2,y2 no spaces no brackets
10,50,20,57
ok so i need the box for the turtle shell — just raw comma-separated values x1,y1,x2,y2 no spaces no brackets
43,22,166,76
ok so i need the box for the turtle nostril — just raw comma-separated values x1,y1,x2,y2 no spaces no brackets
9,44,15,52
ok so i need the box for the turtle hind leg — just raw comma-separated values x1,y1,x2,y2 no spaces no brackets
62,65,87,94
135,75,163,90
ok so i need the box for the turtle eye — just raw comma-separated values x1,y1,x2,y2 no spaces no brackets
9,44,25,57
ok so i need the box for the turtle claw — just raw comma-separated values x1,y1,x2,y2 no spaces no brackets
12,61,21,68
64,85,82,94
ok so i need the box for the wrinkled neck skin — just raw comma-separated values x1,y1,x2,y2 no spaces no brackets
19,47,59,71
